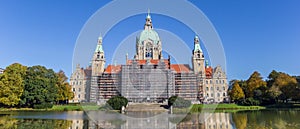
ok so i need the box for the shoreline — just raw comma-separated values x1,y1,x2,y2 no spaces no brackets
0,103,299,112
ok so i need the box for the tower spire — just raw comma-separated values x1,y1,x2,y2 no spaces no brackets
194,35,202,52
147,8,151,19
144,9,153,30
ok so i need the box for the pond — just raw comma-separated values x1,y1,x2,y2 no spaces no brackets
0,109,299,129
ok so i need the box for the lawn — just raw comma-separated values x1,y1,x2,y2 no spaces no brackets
184,104,266,113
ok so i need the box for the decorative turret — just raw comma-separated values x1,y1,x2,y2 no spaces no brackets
91,35,106,76
136,9,162,60
144,9,153,30
192,35,205,75
205,60,209,68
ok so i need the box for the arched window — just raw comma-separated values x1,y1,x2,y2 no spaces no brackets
145,42,153,58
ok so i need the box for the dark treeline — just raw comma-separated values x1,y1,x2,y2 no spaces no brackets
229,70,300,106
0,63,74,108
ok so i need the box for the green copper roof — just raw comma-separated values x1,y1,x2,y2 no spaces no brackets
205,60,209,66
138,29,160,44
194,43,202,52
194,35,202,52
95,43,104,53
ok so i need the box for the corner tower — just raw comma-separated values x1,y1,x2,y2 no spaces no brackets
136,10,162,60
192,35,205,75
91,36,105,76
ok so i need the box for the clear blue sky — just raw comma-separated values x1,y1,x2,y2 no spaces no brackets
0,0,299,81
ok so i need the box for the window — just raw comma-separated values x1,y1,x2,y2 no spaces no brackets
223,86,226,91
207,93,209,97
217,87,219,90
223,93,226,97
210,80,212,84
206,87,209,91
211,87,214,90
217,93,220,97
216,80,218,84
73,88,75,92
78,94,80,98
222,80,225,84
211,93,214,97
206,80,208,84
79,88,81,92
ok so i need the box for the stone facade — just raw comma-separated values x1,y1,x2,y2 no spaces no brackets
69,64,91,103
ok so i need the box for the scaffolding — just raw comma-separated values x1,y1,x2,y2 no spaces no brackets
120,60,175,103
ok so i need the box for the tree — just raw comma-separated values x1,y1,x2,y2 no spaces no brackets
21,65,58,108
267,70,280,88
106,96,128,110
168,96,191,108
0,63,27,107
229,81,245,102
56,70,74,104
245,71,266,98
274,73,297,102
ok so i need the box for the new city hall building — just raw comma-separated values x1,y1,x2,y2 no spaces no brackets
70,13,229,104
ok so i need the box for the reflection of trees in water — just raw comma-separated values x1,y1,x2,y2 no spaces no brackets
17,119,72,129
0,115,72,129
232,113,247,129
0,115,18,129
234,110,300,129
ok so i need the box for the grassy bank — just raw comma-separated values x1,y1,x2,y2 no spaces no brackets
173,104,266,113
1,103,299,112
0,104,102,112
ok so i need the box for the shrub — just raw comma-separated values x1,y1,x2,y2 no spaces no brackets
168,96,191,108
168,96,178,106
106,96,128,110
239,97,260,106
33,103,53,109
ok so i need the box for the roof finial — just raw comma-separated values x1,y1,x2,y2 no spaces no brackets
147,8,151,19
98,32,102,41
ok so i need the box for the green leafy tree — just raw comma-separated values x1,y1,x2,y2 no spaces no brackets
245,71,266,98
0,63,27,107
229,81,245,102
21,65,58,108
106,96,128,110
267,70,280,88
56,70,74,103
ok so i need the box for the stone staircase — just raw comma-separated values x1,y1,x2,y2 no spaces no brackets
125,103,168,112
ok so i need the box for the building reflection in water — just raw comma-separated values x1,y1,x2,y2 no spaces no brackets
68,112,234,129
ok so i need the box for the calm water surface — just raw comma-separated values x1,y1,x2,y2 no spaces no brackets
0,109,299,129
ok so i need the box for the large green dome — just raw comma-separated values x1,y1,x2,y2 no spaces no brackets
138,29,160,44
